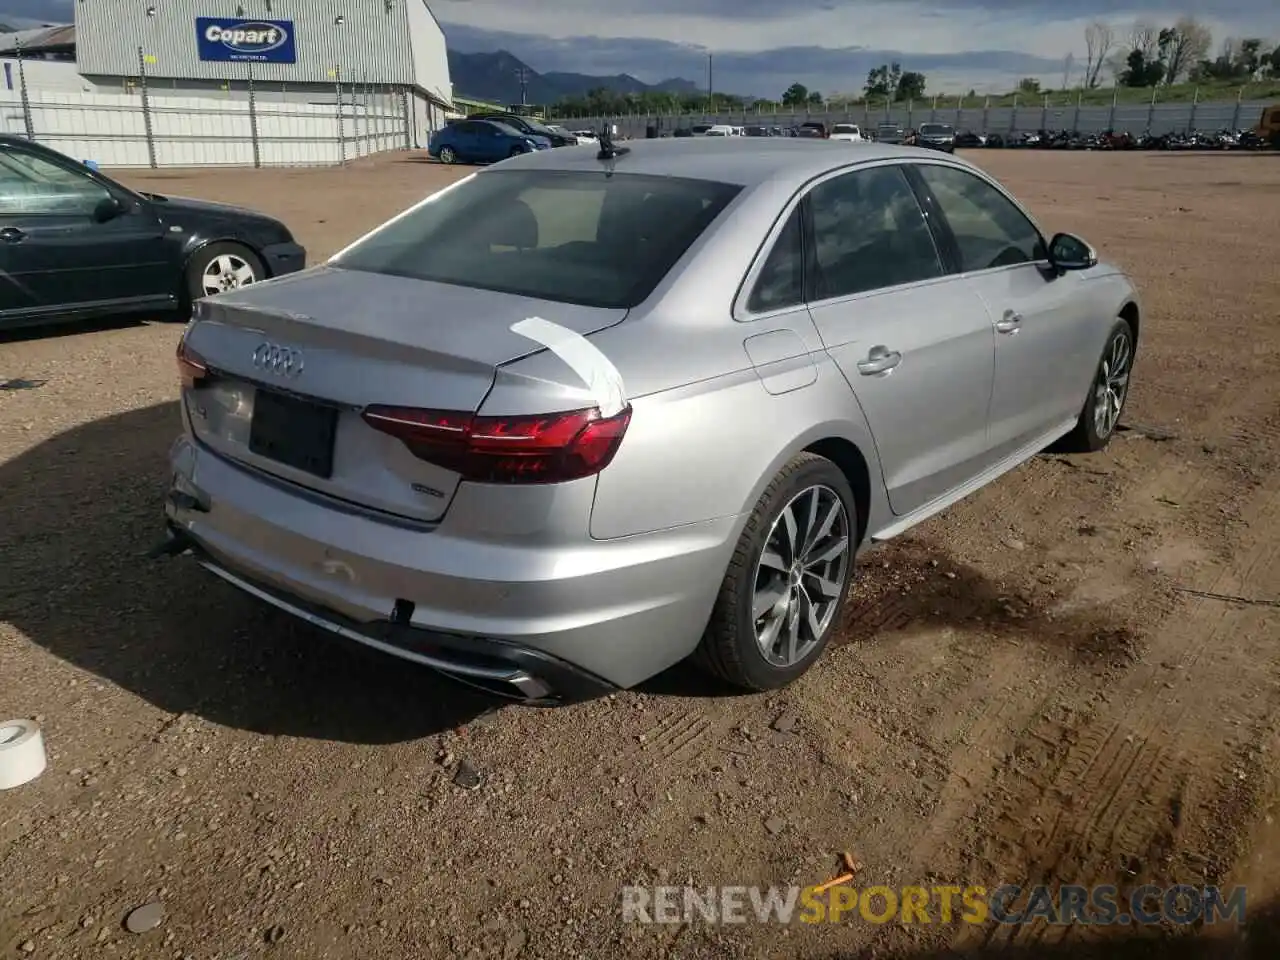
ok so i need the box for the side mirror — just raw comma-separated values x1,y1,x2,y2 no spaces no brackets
93,195,125,223
1048,232,1098,271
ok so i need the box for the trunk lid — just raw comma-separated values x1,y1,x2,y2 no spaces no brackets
182,265,627,523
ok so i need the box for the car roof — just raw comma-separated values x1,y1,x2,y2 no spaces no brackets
496,137,970,188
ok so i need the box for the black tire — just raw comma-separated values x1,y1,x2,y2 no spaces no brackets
508,146,527,158
438,145,457,164
695,453,858,691
184,242,265,305
1057,318,1135,453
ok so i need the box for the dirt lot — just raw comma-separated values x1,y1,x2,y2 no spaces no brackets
2,149,1279,959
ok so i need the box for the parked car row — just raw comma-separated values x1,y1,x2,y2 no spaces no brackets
427,113,603,165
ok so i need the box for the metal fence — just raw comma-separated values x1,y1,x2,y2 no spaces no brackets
551,96,1274,141
0,59,410,167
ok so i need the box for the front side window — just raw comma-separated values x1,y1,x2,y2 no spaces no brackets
915,164,1046,272
333,170,741,309
808,165,944,300
747,207,803,313
0,147,111,216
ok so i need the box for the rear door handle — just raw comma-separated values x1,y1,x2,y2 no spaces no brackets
0,226,26,243
995,310,1022,334
856,346,902,375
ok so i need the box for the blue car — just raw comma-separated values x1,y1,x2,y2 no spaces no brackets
428,119,552,165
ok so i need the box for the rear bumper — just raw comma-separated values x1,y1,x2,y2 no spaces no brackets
261,240,306,278
156,524,614,704
163,435,739,699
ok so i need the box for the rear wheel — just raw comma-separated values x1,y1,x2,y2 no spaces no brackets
695,453,857,691
438,145,457,164
1058,318,1134,453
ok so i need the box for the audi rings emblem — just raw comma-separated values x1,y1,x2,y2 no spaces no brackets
252,341,305,378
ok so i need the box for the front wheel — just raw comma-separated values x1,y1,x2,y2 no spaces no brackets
185,242,263,302
438,145,457,164
695,453,857,691
1058,318,1135,453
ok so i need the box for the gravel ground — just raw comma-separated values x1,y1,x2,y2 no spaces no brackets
2,149,1279,959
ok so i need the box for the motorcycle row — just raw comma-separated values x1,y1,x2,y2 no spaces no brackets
956,128,1272,150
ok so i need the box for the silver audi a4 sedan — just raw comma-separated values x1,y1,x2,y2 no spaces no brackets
159,138,1139,704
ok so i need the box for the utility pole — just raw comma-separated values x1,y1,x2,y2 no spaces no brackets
517,67,528,107
707,52,713,107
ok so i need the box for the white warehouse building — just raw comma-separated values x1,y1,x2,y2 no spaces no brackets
67,0,452,142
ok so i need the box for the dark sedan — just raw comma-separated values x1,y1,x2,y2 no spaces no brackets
915,122,957,153
0,135,305,331
466,113,577,148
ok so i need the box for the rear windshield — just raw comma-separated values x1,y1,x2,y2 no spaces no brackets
332,170,742,309
920,124,953,134
832,125,859,134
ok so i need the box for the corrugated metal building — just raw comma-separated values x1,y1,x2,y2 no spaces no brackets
74,0,452,142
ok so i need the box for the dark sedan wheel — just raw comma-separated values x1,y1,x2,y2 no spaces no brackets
1059,317,1135,453
438,145,457,164
696,453,857,691
185,242,264,302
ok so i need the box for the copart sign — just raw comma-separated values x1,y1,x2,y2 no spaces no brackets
195,17,296,63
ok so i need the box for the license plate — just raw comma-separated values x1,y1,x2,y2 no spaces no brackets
248,389,338,479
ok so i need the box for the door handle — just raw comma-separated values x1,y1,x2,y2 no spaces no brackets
856,346,902,375
995,310,1022,334
0,226,25,243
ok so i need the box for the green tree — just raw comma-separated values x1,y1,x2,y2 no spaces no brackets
1017,77,1042,95
807,90,824,106
1120,47,1164,87
864,62,902,98
897,71,927,101
781,83,809,106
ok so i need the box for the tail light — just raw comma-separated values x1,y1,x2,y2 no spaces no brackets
176,338,208,389
361,404,632,485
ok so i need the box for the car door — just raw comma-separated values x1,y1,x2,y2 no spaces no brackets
911,162,1090,458
479,123,512,162
0,143,173,323
803,162,998,516
454,121,488,162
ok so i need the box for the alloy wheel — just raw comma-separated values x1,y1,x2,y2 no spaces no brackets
1093,330,1132,438
201,254,257,297
752,484,851,668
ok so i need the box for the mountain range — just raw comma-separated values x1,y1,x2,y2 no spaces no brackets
447,50,707,105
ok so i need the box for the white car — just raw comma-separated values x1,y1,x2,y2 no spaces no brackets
830,123,864,142
704,125,736,137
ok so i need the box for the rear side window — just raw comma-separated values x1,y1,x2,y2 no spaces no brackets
748,207,804,313
333,170,741,309
808,165,943,299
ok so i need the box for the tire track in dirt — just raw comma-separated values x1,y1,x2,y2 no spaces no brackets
847,372,1280,956
946,478,1280,953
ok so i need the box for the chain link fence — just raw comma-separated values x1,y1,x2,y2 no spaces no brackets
0,50,412,168
551,92,1275,140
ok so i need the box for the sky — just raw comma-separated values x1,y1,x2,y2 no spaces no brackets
4,0,1278,96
